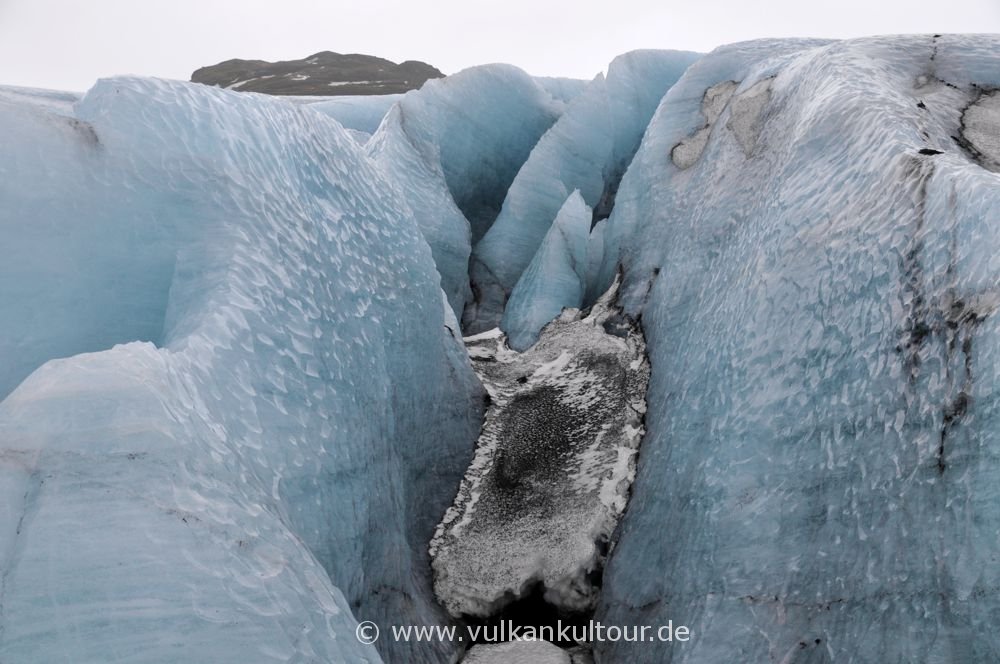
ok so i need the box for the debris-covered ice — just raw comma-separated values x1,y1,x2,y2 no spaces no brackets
431,279,649,618
462,640,572,664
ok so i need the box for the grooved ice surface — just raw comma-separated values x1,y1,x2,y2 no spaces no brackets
367,66,563,318
432,283,648,618
502,191,592,351
467,50,699,332
596,36,1000,663
0,77,483,664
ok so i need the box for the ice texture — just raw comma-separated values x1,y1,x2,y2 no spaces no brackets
368,66,563,317
432,281,648,618
0,77,483,664
7,34,1000,664
502,191,591,351
306,93,402,138
534,76,589,104
466,50,699,331
595,35,1000,663
0,84,80,115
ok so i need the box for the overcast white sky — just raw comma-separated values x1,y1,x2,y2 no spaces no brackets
1,0,999,91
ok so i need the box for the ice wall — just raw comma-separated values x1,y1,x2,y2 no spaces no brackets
467,50,699,332
368,66,564,317
596,35,1000,663
0,77,483,664
501,191,592,351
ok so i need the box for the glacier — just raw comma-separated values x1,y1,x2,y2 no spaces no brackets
0,77,483,664
594,35,1000,663
367,66,565,318
465,50,700,332
3,33,1000,664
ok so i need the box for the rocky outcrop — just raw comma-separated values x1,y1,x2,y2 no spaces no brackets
191,51,443,96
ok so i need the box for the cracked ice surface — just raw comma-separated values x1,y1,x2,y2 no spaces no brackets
431,281,649,618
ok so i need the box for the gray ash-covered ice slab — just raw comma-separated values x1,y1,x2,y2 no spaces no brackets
191,51,443,96
431,281,649,618
670,79,737,169
462,640,572,663
725,76,773,156
958,90,1000,171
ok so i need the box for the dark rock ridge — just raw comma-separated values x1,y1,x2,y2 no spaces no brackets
191,51,443,96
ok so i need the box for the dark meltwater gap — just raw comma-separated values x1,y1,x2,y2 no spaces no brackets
429,280,649,662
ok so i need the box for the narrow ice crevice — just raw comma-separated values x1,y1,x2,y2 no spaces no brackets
464,50,700,334
430,277,648,633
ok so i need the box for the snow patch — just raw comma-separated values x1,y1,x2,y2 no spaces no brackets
226,74,275,90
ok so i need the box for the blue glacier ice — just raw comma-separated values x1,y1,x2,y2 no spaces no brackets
466,50,700,332
583,218,609,306
534,76,589,104
367,66,564,317
306,93,402,140
594,35,1000,663
501,191,592,351
4,32,1000,664
0,77,482,664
